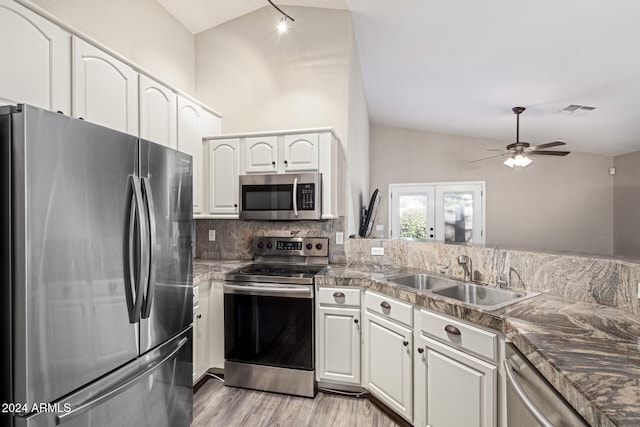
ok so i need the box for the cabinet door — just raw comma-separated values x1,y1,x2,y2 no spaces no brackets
177,97,204,214
192,303,204,384
283,133,319,171
208,139,239,216
0,0,71,113
364,311,413,421
416,335,496,427
72,37,138,135
317,306,361,385
139,74,177,149
244,136,278,173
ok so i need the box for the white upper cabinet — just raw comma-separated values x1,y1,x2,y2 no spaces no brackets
208,139,239,216
139,74,177,149
177,96,205,214
72,37,138,135
244,136,279,173
283,133,319,171
0,0,71,113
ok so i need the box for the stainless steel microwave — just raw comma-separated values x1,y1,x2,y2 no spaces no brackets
239,172,322,220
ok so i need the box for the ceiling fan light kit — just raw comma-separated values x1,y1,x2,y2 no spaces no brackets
470,106,571,168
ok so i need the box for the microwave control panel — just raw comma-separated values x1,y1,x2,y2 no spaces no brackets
297,183,315,210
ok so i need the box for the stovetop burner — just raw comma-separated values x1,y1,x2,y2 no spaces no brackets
224,237,329,285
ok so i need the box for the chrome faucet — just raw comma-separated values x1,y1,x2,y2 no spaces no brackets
458,255,473,282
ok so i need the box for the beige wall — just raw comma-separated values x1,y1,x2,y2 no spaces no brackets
29,0,195,93
614,150,640,257
346,16,370,236
195,6,349,138
195,6,368,235
370,125,615,256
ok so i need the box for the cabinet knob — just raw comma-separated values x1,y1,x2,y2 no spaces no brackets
402,340,409,347
284,160,288,165
380,301,391,310
272,161,276,166
234,204,238,208
333,291,345,298
417,347,424,354
354,319,359,324
444,325,461,335
197,314,202,319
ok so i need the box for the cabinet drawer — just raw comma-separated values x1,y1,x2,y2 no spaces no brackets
419,309,497,361
317,287,361,307
364,291,412,327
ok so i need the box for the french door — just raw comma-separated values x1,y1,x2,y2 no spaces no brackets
390,182,485,244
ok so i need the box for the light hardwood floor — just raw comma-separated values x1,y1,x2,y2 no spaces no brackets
193,379,402,427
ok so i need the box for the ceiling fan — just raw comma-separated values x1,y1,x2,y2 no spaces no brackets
471,107,571,168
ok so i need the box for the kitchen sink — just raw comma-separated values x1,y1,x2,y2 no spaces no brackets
431,282,539,310
386,272,540,310
387,273,458,290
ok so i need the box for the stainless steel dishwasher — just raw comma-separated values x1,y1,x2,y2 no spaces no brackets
504,343,589,427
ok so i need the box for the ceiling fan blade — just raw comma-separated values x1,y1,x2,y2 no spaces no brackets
528,150,570,156
469,153,507,163
527,141,566,151
486,148,506,152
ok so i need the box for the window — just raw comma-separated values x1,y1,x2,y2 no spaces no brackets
390,182,485,244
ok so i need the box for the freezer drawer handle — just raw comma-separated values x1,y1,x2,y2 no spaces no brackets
503,359,554,427
141,177,157,319
55,337,188,425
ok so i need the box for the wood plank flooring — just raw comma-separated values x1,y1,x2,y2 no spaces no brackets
193,378,402,427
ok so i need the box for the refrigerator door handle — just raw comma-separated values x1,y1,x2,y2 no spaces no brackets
54,336,188,425
141,177,157,319
123,175,146,323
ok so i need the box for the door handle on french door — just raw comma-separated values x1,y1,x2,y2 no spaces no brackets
124,176,146,323
141,177,157,319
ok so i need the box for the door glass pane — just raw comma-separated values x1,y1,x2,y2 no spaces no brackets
399,194,428,240
443,192,473,243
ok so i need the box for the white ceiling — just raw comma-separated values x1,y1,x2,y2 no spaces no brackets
159,0,640,157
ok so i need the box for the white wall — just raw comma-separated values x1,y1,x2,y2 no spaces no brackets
195,6,369,235
346,15,370,236
370,125,615,256
29,0,195,93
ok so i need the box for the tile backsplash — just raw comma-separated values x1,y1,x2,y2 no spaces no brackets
346,239,640,316
195,217,346,263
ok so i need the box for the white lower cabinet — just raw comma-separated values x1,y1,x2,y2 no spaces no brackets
316,287,361,386
193,282,212,384
414,308,498,427
363,291,413,422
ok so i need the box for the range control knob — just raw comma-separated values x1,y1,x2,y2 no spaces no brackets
316,243,323,250
306,243,313,250
266,242,273,249
257,242,264,249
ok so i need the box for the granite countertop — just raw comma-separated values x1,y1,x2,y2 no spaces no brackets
193,260,640,427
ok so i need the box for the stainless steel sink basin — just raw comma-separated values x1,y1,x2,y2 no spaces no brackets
388,273,457,290
386,272,540,310
431,282,539,310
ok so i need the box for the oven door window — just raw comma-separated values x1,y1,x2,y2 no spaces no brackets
224,294,313,370
242,184,293,211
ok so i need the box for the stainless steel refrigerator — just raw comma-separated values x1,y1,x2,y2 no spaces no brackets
1,104,194,427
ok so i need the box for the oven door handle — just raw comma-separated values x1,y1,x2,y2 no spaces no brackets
223,283,313,299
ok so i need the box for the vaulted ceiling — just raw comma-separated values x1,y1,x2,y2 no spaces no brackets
158,0,640,157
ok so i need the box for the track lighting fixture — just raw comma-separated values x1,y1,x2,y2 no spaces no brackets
268,0,294,33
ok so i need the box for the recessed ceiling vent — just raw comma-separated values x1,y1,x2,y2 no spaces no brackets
559,104,597,114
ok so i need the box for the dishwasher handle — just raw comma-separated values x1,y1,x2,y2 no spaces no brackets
504,359,554,427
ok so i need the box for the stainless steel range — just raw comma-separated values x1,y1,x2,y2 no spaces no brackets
223,236,329,398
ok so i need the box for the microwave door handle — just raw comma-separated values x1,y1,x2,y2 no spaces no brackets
293,177,299,216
